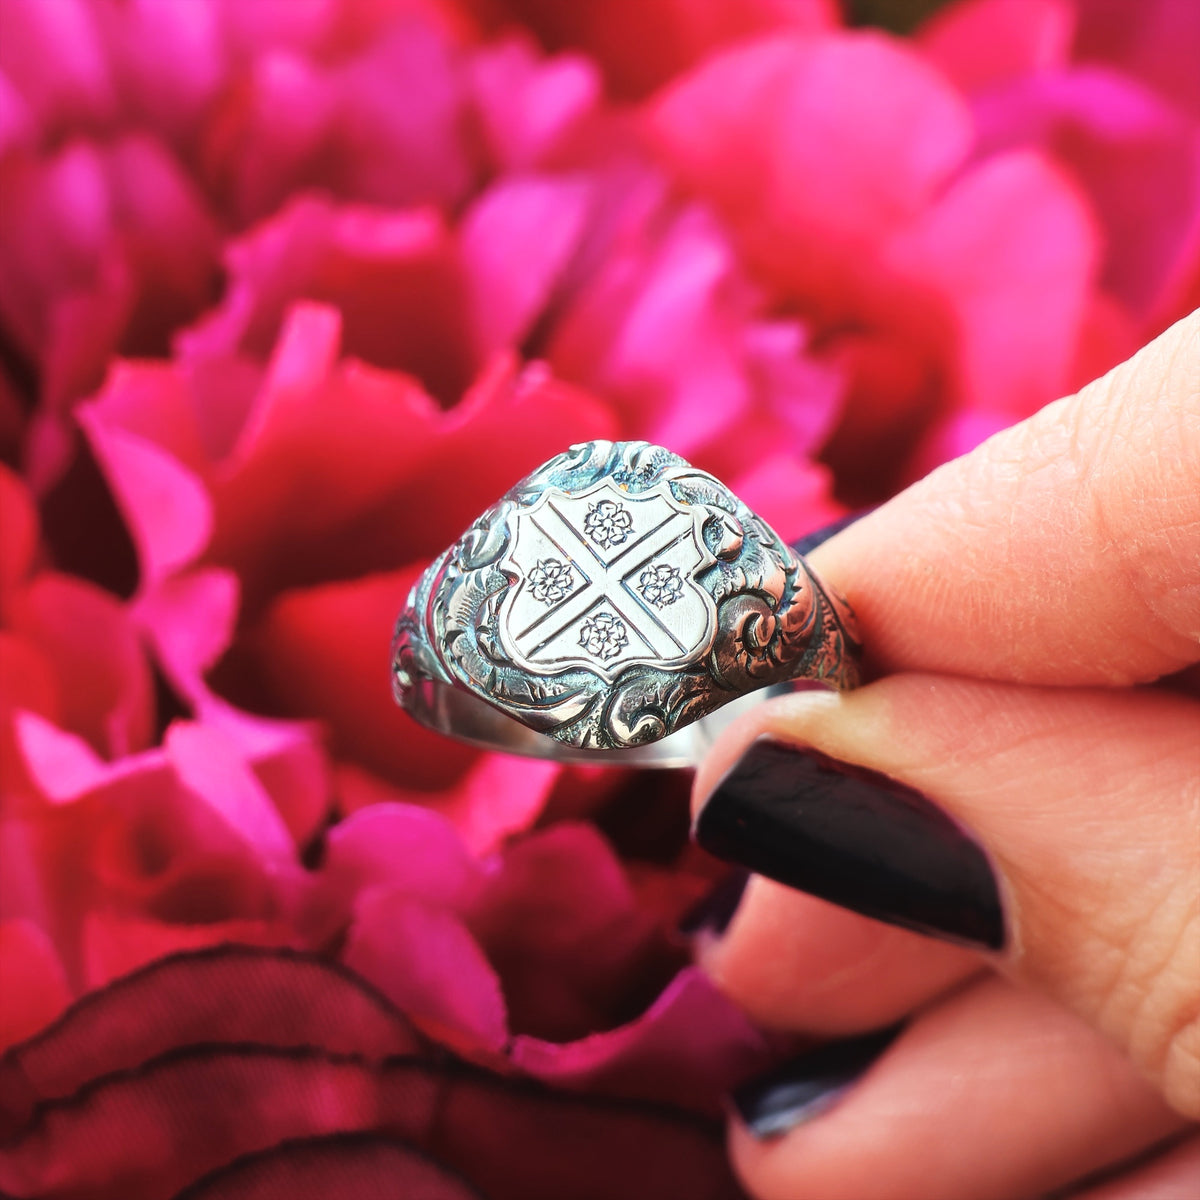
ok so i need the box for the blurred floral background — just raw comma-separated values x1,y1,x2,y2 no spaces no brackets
0,0,1197,1195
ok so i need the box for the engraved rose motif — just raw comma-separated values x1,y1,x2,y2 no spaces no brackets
638,562,683,608
578,611,629,661
527,557,575,605
583,499,633,549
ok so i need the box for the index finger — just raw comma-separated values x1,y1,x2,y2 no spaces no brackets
813,310,1200,685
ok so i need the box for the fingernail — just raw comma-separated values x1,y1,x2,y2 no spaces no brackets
677,869,750,937
732,1025,901,1139
694,740,1005,950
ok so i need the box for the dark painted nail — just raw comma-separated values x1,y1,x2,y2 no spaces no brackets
790,509,873,558
732,1025,902,1139
694,741,1005,950
677,869,750,937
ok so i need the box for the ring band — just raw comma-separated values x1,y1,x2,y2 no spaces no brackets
392,440,862,767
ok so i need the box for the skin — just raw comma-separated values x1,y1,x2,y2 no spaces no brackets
691,310,1200,1198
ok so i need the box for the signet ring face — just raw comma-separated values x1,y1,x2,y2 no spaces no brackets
392,441,862,766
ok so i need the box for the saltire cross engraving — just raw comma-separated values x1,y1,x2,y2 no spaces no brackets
511,498,698,663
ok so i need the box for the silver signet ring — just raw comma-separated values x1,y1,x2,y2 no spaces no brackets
392,441,862,767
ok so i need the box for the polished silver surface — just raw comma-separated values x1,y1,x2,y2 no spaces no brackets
392,440,861,765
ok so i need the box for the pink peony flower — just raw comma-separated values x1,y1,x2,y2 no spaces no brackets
0,136,220,484
1,0,1196,1193
464,0,838,99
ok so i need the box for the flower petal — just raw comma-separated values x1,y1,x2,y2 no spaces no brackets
467,0,836,99
250,565,468,791
513,966,773,1114
919,0,1074,93
0,0,114,136
467,37,600,169
468,824,676,1043
163,722,294,861
304,802,483,946
0,1047,741,1200
181,198,477,401
649,31,973,311
0,920,69,1055
79,910,296,989
973,68,1200,321
6,572,154,759
1075,0,1200,120
134,568,239,704
0,466,38,608
0,946,419,1135
460,173,592,356
342,887,508,1054
885,148,1097,417
78,404,213,589
180,1133,484,1200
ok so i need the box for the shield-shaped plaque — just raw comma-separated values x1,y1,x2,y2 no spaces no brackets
496,476,718,682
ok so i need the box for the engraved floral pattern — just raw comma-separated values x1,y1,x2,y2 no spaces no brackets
583,499,633,549
527,557,575,605
638,563,683,608
578,611,629,661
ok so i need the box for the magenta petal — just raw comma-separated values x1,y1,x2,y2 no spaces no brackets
322,804,482,909
424,1061,743,1200
133,574,331,846
513,966,773,1114
919,0,1074,93
885,149,1097,416
467,823,670,1044
460,174,592,356
134,569,239,704
180,195,477,399
0,1049,741,1200
0,946,419,1133
0,921,69,1055
326,18,477,212
468,38,600,170
199,51,336,227
0,0,114,135
472,823,638,945
7,572,154,759
78,404,212,589
649,31,973,308
1074,0,1200,120
466,0,836,100
0,71,34,158
179,1134,484,1200
14,711,109,803
0,1048,387,1200
199,10,474,225
430,753,561,856
0,466,38,606
0,136,218,414
163,722,294,861
250,566,472,792
552,205,754,456
304,802,482,946
342,888,508,1054
79,911,297,991
232,718,330,851
86,0,224,144
973,68,1200,320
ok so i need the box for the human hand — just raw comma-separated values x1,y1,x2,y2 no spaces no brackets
690,312,1200,1199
